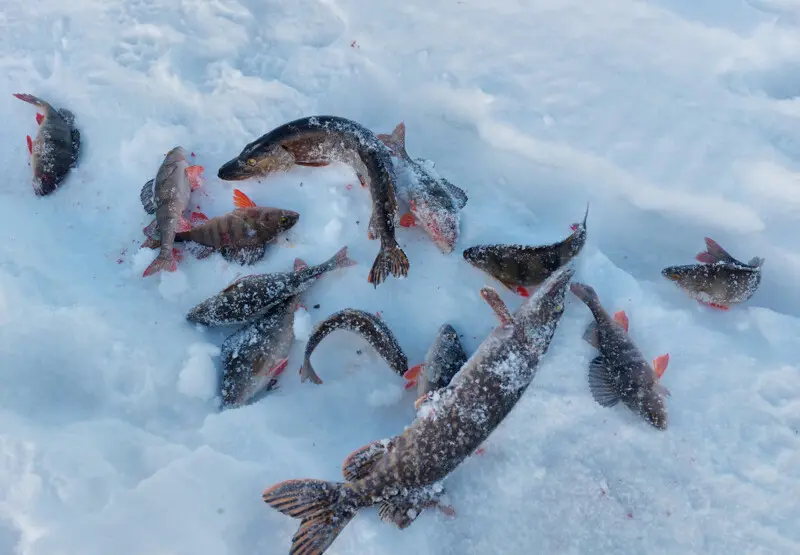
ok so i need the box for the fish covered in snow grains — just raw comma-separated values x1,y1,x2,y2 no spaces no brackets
13,93,81,196
262,264,574,555
377,122,469,253
463,204,589,297
186,246,356,326
402,324,467,399
216,115,410,287
300,309,409,385
570,282,671,430
661,237,764,310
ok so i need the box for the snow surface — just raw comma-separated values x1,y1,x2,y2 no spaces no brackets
1,0,800,553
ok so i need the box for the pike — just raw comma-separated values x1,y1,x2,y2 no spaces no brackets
262,264,574,554
377,122,468,254
462,204,589,297
13,93,81,196
299,309,409,385
186,246,356,326
216,115,410,286
661,237,764,310
570,282,670,430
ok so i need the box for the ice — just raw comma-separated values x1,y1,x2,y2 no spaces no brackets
0,0,799,554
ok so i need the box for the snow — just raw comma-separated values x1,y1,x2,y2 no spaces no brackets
1,0,799,553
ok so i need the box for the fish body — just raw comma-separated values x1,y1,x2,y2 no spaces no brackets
377,123,468,253
403,324,468,399
13,93,81,196
216,115,410,286
219,297,296,408
570,282,669,430
662,237,764,309
300,308,409,384
463,205,588,296
262,264,573,554
186,246,355,326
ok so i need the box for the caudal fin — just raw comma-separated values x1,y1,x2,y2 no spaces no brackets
376,122,408,158
262,479,358,555
367,245,410,287
322,246,357,271
13,93,50,110
569,282,600,305
143,250,178,277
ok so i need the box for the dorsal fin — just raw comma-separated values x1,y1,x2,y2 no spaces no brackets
233,189,257,209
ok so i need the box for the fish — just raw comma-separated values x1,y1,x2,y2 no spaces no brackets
262,264,573,554
139,146,204,277
219,293,298,409
216,115,410,287
462,204,589,297
570,282,670,430
377,122,468,253
661,237,764,310
143,189,300,266
186,246,356,326
299,308,409,385
402,324,467,400
13,93,81,196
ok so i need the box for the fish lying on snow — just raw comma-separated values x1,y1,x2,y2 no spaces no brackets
662,237,764,310
216,115,410,287
402,324,467,399
262,264,573,554
570,282,670,430
299,308,409,385
13,93,81,196
463,204,589,297
144,189,299,266
186,246,356,326
377,122,468,253
139,146,205,277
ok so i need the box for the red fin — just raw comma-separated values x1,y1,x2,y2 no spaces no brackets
695,252,716,264
515,286,530,297
699,300,730,311
404,380,417,390
35,113,44,125
399,213,416,227
376,122,406,155
474,447,486,456
190,211,208,225
653,353,670,379
233,188,256,209
176,217,192,233
142,252,178,277
172,248,184,264
334,246,357,268
268,358,289,379
185,165,204,190
26,135,32,155
294,258,308,272
141,237,160,249
359,174,367,188
570,224,578,231
613,310,629,332
403,364,423,382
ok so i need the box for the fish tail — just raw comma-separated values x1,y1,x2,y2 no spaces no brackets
376,122,409,158
569,282,599,305
323,246,357,271
13,93,52,111
142,249,178,277
299,358,324,384
262,479,360,555
367,244,410,287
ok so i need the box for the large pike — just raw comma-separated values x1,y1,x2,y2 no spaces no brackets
570,282,670,430
13,93,81,196
463,204,588,297
216,115,410,286
377,122,468,253
262,264,574,554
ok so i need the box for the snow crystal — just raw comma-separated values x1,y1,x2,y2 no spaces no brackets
177,343,220,400
292,306,312,340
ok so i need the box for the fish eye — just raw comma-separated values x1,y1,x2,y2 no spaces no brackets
280,216,287,224
247,158,257,166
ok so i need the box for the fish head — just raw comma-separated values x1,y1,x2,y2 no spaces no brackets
275,208,300,233
218,143,295,181
462,245,492,269
163,146,189,165
413,200,459,253
661,265,709,291
514,263,574,348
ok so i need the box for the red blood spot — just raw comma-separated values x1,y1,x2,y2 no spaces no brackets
191,152,196,157
626,512,633,519
346,184,353,190
375,311,382,319
474,447,486,456
350,40,358,48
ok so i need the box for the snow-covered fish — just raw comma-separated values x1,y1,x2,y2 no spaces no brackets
262,264,573,554
13,93,81,196
139,146,204,277
570,282,670,430
462,204,588,297
377,122,468,253
402,324,467,401
661,237,764,310
186,246,356,326
219,296,297,409
144,189,299,266
216,115,410,287
300,308,409,384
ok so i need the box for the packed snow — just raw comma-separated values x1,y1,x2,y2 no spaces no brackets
1,0,799,553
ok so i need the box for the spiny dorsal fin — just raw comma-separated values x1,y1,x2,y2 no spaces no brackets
233,188,257,209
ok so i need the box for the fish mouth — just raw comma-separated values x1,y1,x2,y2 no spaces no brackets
217,159,252,181
661,267,681,281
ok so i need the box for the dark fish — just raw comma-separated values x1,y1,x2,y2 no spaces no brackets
186,246,356,326
216,115,410,287
13,93,81,196
139,146,205,277
219,296,297,408
145,189,300,266
662,237,764,310
462,204,589,297
262,264,573,554
299,309,409,384
402,324,467,402
377,122,468,253
570,282,670,430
